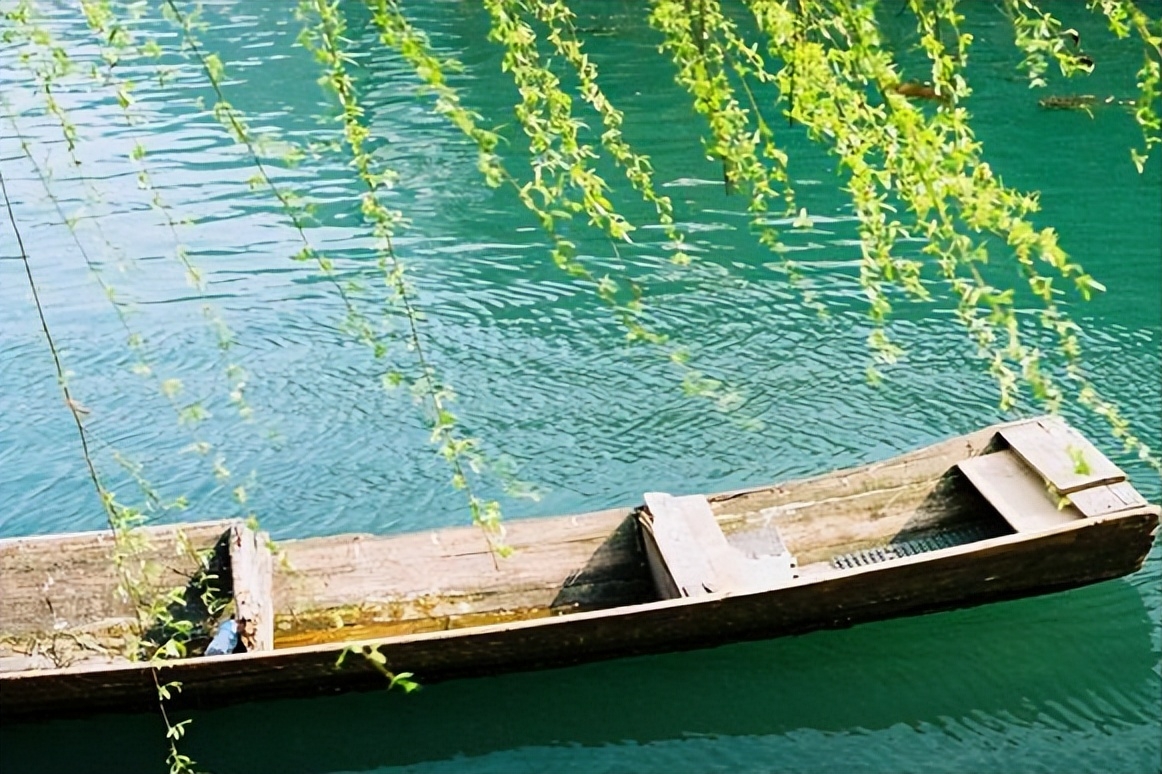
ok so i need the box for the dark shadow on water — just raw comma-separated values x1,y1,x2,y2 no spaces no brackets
1,578,1155,774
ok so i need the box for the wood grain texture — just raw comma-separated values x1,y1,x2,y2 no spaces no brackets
0,521,235,672
229,525,273,652
270,506,651,647
1000,417,1125,494
708,423,1005,565
1,417,1157,721
643,493,795,597
957,450,1081,532
2,507,1155,721
1068,481,1147,518
0,522,233,638
643,493,723,597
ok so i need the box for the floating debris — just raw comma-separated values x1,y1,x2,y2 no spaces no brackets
1038,95,1127,111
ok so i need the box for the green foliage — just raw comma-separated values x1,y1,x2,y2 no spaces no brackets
336,644,422,692
401,0,760,421
1,0,1160,768
295,0,508,544
482,0,649,323
1088,0,1162,170
1004,0,1096,88
1067,444,1093,476
533,0,690,262
1,151,210,772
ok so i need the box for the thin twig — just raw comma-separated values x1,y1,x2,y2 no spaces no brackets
0,164,113,528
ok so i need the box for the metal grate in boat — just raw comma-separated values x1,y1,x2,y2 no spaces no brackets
830,524,997,570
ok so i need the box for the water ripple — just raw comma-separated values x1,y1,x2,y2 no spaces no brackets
0,3,1158,774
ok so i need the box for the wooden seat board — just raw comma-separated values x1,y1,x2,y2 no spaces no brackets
1000,417,1125,495
957,450,1082,532
643,492,723,597
643,493,796,597
1067,480,1147,518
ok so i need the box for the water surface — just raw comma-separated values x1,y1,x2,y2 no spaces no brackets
0,2,1158,773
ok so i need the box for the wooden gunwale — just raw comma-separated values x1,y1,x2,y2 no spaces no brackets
207,505,1157,643
12,505,1157,670
2,503,1155,720
1,417,1157,720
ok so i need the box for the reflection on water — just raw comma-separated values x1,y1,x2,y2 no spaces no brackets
0,1,1158,773
1,582,1155,773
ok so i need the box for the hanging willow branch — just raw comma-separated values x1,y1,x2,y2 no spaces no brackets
0,166,113,535
4,0,1158,505
3,1,261,558
649,0,831,313
158,0,393,371
528,0,691,263
1,160,202,773
298,0,509,542
1088,0,1162,170
367,0,652,340
726,0,1155,463
7,0,250,431
4,1,269,532
366,0,761,416
3,107,251,512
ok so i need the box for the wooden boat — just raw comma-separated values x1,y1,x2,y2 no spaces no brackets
1,416,1157,721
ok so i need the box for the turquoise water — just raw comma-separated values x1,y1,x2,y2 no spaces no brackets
1,2,1159,772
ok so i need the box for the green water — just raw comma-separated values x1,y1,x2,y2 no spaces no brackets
1,2,1159,772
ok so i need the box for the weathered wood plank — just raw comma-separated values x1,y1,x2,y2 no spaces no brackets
2,506,1155,721
639,521,681,601
957,450,1081,532
0,521,235,645
1067,480,1148,518
710,423,1006,564
1000,417,1125,494
642,493,721,597
229,525,273,652
644,493,798,596
271,508,648,645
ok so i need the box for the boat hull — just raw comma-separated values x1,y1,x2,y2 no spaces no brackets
2,504,1155,721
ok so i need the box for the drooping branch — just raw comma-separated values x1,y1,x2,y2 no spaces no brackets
299,0,509,542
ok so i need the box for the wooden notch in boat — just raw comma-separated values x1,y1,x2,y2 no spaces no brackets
228,523,273,653
640,492,796,599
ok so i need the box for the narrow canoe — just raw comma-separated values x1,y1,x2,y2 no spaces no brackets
1,416,1157,721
